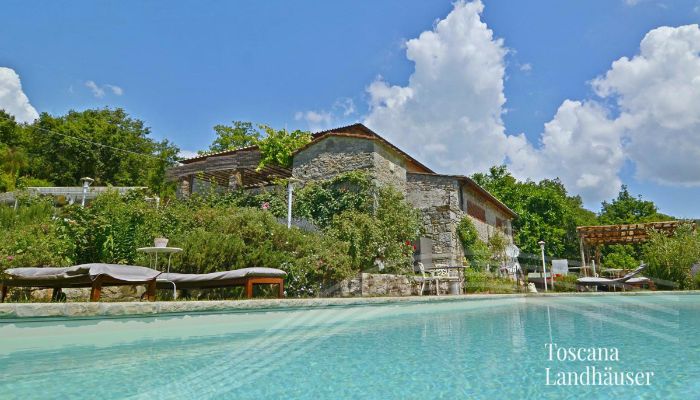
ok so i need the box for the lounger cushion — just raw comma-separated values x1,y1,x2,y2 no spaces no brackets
159,267,286,283
4,267,71,280
625,276,650,284
5,264,161,283
576,277,614,284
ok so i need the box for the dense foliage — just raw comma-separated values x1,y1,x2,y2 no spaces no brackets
599,186,672,225
326,186,422,273
0,198,74,269
201,120,311,168
472,166,597,258
456,217,490,269
0,172,422,295
0,192,355,297
643,223,700,289
193,172,422,273
464,269,517,294
597,185,674,268
0,109,180,195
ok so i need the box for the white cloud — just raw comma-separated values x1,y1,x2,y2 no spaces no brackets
296,1,700,206
509,24,700,203
520,63,533,72
624,0,641,5
507,100,624,202
294,110,333,131
0,67,39,123
295,97,357,131
105,84,123,96
85,80,105,98
592,24,700,186
334,97,356,116
364,0,509,173
507,24,700,203
85,80,123,98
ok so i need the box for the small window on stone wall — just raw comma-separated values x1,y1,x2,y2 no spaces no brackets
467,202,486,222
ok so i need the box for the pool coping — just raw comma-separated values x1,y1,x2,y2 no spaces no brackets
1,290,698,320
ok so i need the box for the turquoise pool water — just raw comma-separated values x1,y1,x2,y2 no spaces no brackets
0,295,698,399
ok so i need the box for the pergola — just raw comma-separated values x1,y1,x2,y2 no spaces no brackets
576,220,693,275
166,146,292,192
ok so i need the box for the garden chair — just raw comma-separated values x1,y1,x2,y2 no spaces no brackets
413,261,439,295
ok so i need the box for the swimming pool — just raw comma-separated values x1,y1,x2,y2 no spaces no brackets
1,294,698,399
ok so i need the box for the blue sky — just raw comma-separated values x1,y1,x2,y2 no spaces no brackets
1,0,699,216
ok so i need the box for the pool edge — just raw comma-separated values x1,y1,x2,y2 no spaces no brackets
1,290,698,321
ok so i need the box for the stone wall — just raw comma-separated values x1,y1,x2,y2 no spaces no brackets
372,142,407,192
331,273,450,297
406,173,465,265
7,285,147,302
292,136,375,182
292,136,407,192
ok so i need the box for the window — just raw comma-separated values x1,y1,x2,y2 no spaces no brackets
467,202,486,222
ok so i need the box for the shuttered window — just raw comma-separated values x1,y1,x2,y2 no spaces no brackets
467,202,486,222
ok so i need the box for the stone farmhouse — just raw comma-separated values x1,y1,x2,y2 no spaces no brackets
167,123,516,266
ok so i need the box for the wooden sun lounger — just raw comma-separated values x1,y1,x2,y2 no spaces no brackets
1,264,161,302
156,268,287,298
576,264,648,291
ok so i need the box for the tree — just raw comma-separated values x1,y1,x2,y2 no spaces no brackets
598,186,674,267
0,147,28,177
204,121,260,154
203,121,311,169
0,110,25,148
472,165,597,259
643,223,700,289
0,147,28,191
0,108,180,195
256,125,311,168
599,185,672,224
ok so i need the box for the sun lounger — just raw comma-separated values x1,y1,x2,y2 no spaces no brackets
1,263,161,302
576,264,648,291
156,267,286,298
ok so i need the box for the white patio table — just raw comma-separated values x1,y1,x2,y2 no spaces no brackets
137,247,182,299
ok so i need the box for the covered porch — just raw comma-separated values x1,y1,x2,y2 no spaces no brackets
576,220,692,276
167,147,291,196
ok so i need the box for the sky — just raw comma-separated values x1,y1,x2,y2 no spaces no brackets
1,0,700,217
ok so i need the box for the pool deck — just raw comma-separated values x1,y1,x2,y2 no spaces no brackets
1,290,698,320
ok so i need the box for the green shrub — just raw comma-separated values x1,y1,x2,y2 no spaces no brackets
464,269,517,293
642,223,700,289
327,186,421,273
552,275,579,292
603,245,639,270
294,171,374,229
171,207,354,297
0,200,73,271
457,217,492,270
0,177,423,298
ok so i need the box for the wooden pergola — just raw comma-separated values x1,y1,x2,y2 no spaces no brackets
576,220,693,275
166,146,292,193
